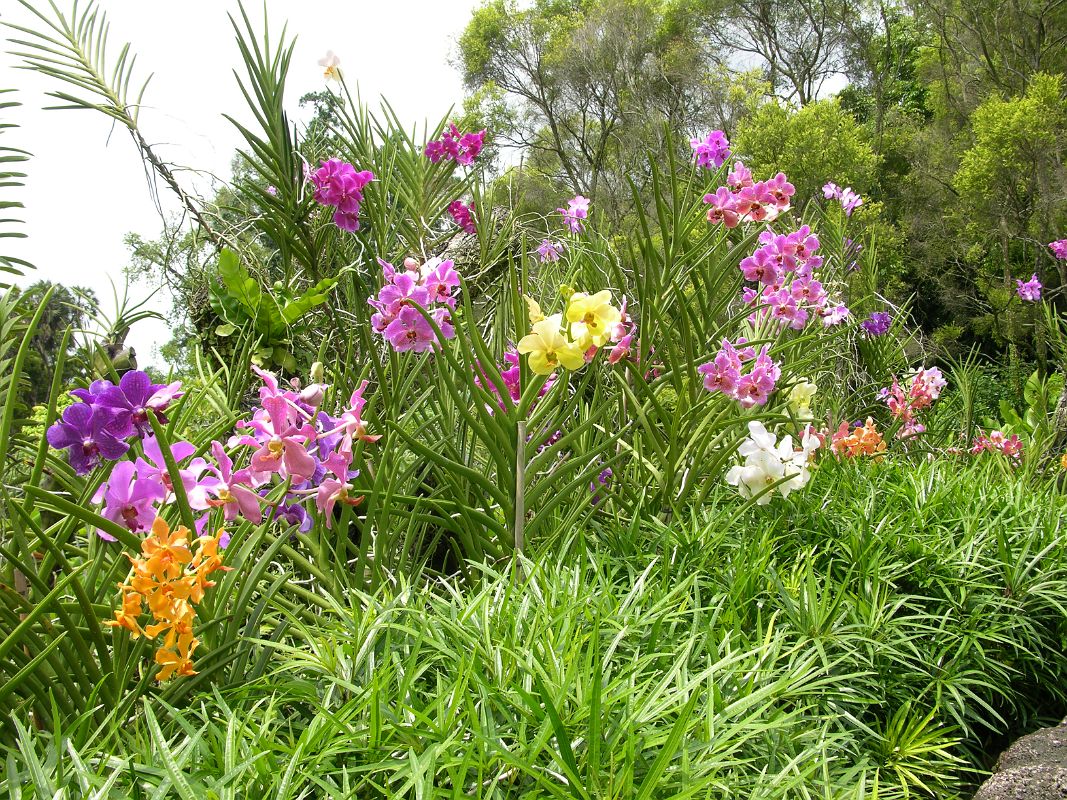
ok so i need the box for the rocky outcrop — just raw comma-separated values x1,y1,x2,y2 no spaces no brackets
974,718,1067,799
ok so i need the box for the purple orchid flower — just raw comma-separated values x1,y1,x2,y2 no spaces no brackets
69,379,114,405
97,371,183,438
46,403,129,475
861,311,891,337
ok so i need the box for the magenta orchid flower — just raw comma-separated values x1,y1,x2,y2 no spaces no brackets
324,380,382,447
558,195,590,234
134,436,218,511
448,200,476,234
309,159,374,232
537,239,564,263
425,123,486,166
248,396,317,482
423,259,461,308
92,460,165,540
1016,274,1042,302
314,446,363,528
384,305,437,352
691,130,731,170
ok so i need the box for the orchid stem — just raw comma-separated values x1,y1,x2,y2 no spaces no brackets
513,419,526,579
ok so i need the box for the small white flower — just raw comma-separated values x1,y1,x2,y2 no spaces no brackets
318,50,341,81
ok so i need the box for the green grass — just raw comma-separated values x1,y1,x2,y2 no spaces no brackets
3,455,1064,798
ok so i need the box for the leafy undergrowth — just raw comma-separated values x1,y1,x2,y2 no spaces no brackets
4,457,1065,799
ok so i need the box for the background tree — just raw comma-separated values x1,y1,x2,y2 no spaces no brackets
732,97,880,205
458,0,738,220
10,281,96,407
710,0,855,104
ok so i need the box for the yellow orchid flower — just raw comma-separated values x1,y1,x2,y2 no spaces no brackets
517,313,586,375
566,290,621,349
788,379,818,421
524,295,545,325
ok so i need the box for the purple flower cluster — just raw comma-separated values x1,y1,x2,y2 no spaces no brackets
49,365,382,541
737,226,849,330
1016,274,1042,302
368,256,461,353
557,195,591,234
698,339,781,409
1050,239,1067,260
590,466,613,505
310,159,374,232
822,182,864,216
424,123,486,166
448,200,476,235
703,162,794,227
690,130,731,170
861,311,892,337
47,371,183,475
536,239,563,263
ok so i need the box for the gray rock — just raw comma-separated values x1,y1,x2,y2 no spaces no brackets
974,719,1067,800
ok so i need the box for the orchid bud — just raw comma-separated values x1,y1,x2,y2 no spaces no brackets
299,383,326,409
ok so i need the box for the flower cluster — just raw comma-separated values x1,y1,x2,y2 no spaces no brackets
369,256,461,353
557,195,591,234
47,371,183,475
698,339,781,408
107,518,228,681
227,367,378,530
970,430,1023,461
822,182,864,216
861,311,891,337
830,418,886,459
1016,274,1042,302
737,226,848,329
879,366,946,438
82,365,379,544
590,466,613,505
690,130,731,170
424,123,486,166
518,289,630,375
448,200,476,235
1048,239,1067,260
309,159,374,232
536,239,563,263
702,162,794,227
92,436,216,541
725,421,819,505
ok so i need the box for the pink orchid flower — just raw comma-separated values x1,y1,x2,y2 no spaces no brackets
249,395,317,482
205,441,263,523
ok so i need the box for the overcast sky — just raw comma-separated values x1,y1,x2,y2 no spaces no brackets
2,0,479,367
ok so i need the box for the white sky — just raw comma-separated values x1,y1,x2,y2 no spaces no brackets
2,0,479,368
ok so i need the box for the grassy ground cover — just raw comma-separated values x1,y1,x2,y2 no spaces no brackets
4,456,1064,798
